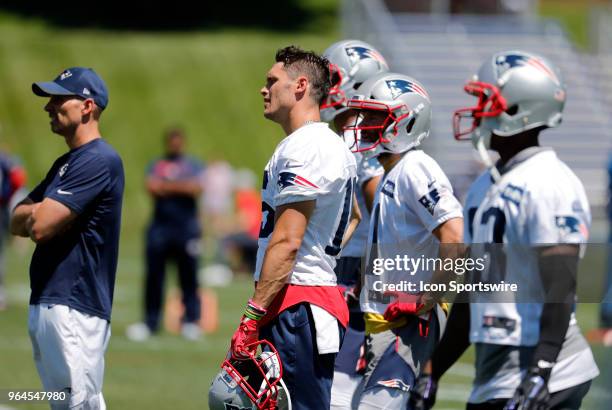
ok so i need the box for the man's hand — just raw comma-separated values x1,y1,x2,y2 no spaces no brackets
409,373,438,410
25,203,41,236
230,300,267,360
27,198,76,243
382,291,424,321
146,177,203,198
146,178,168,197
11,198,36,237
505,367,551,410
230,316,259,360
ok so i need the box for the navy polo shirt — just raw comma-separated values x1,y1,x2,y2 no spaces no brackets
147,155,203,237
28,138,124,321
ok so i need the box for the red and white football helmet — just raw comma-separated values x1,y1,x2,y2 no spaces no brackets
452,50,566,179
320,39,389,122
208,340,292,410
343,72,432,158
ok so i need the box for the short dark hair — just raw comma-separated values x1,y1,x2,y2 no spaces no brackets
275,45,330,105
92,105,103,120
165,127,185,141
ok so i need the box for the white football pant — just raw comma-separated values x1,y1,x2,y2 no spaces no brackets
28,304,110,410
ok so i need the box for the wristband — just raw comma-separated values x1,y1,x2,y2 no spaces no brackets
244,299,267,321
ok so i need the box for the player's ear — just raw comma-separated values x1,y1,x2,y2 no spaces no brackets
81,98,95,116
295,75,308,95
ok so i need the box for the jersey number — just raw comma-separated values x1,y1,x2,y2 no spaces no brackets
258,171,275,239
468,206,507,282
259,201,275,239
468,206,506,243
325,179,355,256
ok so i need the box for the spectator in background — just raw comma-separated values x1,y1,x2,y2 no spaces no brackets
600,157,612,333
201,157,234,236
126,128,205,341
0,149,27,310
220,168,260,274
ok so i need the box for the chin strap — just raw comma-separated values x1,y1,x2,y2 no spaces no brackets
475,136,501,183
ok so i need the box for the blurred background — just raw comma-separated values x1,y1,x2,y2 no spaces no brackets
0,0,610,408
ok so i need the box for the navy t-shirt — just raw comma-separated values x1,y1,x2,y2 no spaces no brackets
28,138,124,321
147,155,203,237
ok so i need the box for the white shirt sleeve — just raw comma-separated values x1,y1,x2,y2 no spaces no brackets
273,143,341,207
357,155,384,186
404,160,463,233
525,185,590,245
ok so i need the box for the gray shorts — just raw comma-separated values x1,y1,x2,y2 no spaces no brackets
356,306,445,409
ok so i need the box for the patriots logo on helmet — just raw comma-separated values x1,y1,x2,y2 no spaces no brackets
495,53,560,86
385,80,429,100
345,46,387,67
278,172,319,191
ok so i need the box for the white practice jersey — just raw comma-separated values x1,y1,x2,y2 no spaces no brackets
254,122,357,286
361,150,463,314
465,147,591,346
341,150,384,258
464,147,599,401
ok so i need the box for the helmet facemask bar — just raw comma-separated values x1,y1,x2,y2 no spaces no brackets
344,99,409,154
453,81,508,140
221,340,284,410
320,63,346,111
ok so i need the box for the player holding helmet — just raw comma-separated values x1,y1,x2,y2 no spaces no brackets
219,46,357,410
209,340,292,410
321,39,389,409
411,50,599,410
345,72,463,409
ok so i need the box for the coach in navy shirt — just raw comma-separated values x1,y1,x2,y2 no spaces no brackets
126,128,204,342
11,67,124,409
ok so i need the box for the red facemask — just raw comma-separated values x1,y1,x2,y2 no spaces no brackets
453,81,508,140
344,99,412,153
222,340,284,410
320,63,346,112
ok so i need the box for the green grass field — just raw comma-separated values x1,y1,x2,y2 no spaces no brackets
1,242,610,409
0,1,610,409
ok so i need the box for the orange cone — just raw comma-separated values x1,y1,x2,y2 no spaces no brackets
164,288,218,334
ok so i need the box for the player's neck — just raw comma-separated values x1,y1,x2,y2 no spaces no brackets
496,141,540,167
492,129,540,167
65,123,101,150
283,105,321,135
378,152,403,173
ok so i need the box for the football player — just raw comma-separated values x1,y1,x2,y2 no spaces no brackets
321,39,389,409
412,50,600,410
228,46,357,410
345,72,464,409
